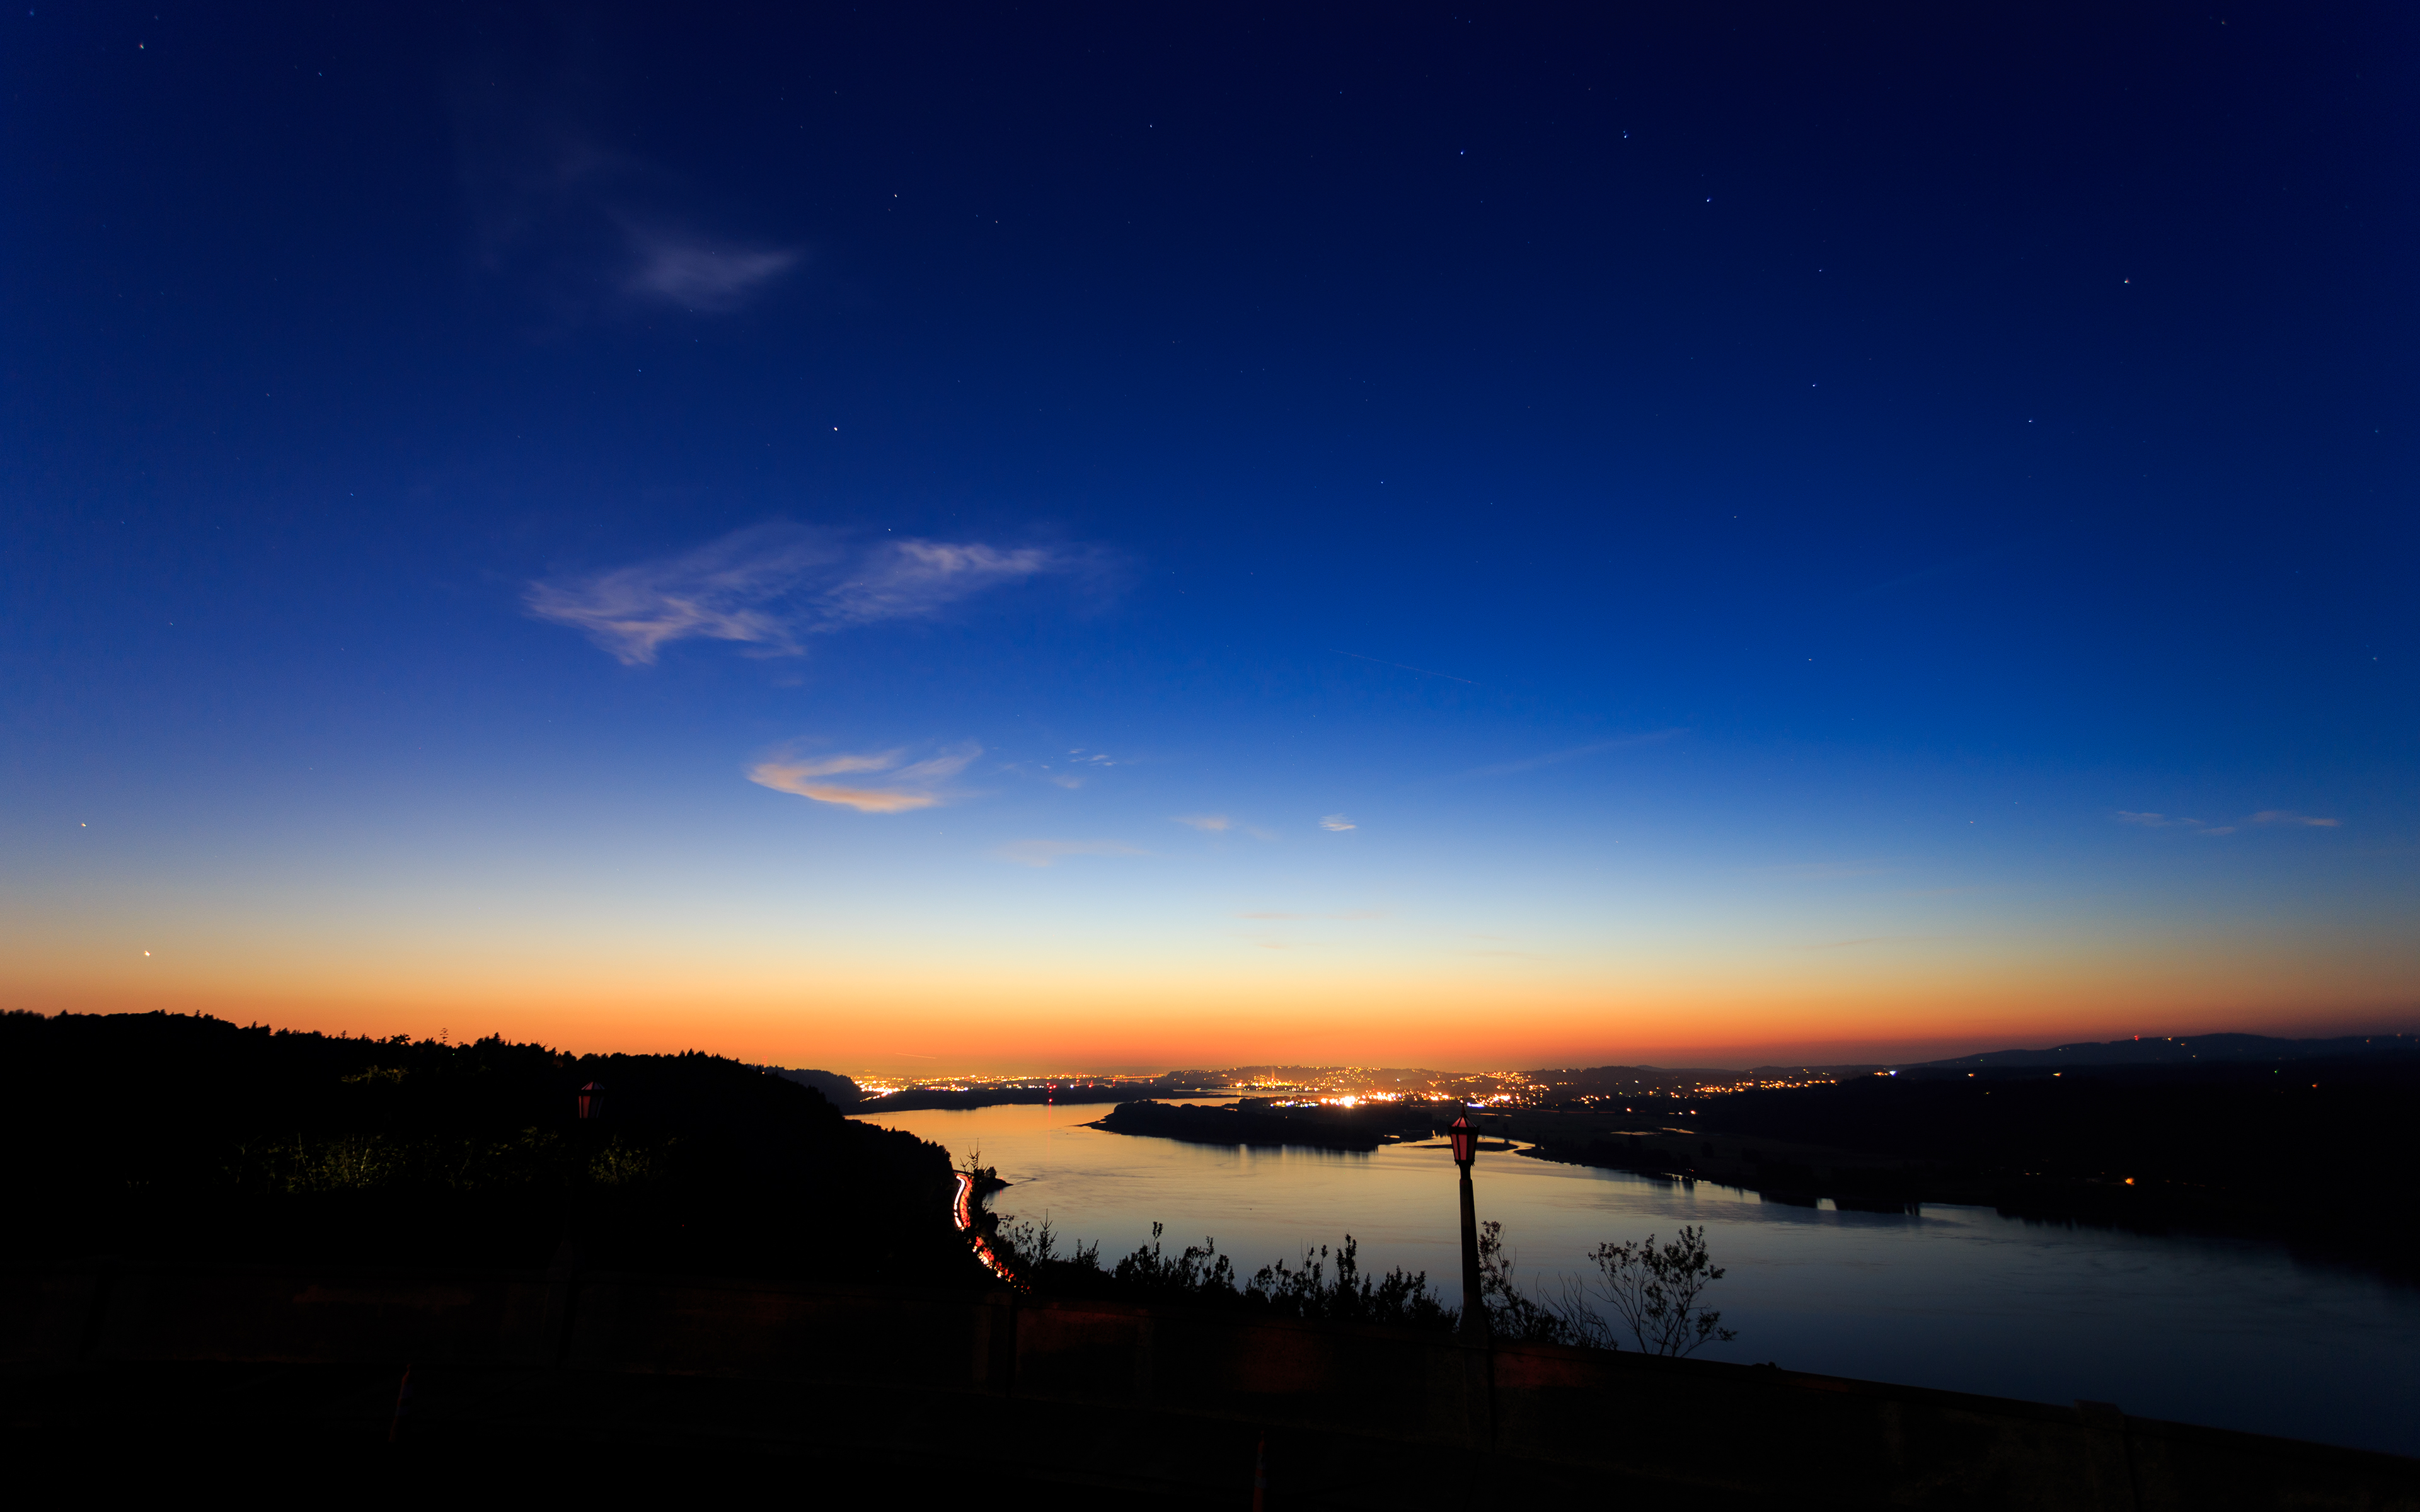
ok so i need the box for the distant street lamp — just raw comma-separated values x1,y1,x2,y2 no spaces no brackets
1450,1114,1485,1341
577,1081,604,1120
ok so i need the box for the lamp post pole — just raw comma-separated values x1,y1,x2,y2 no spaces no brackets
1449,1114,1486,1342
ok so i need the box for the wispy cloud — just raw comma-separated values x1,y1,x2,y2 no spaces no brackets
1009,749,1121,791
2116,811,2183,827
2119,808,2342,834
1797,935,1940,951
1320,814,1357,832
528,523,1061,666
1233,910,1386,920
1174,815,1231,832
622,226,800,311
1465,728,1688,779
992,839,1147,868
748,743,980,813
444,54,805,323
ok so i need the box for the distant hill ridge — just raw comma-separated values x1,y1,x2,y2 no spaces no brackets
1526,1033,2415,1087
1911,1031,2416,1070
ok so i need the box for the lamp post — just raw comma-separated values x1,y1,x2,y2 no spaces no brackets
1449,1114,1486,1341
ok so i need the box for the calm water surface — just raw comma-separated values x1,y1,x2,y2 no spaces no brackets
858,1101,2420,1457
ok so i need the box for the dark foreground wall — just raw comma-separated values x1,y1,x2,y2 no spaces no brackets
4,1262,2412,1510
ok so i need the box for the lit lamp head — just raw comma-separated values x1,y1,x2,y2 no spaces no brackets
1448,1114,1477,1168
577,1081,604,1120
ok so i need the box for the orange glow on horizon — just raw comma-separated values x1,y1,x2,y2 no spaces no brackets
8,953,2409,1077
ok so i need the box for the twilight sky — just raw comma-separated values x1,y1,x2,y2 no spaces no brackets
4,3,2413,1073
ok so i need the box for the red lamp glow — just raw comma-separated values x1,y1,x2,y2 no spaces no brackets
1448,1114,1478,1167
577,1081,604,1120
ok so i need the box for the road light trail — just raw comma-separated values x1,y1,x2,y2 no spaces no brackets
954,1170,1023,1287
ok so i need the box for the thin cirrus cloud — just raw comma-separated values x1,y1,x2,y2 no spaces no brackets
1040,750,1121,790
2116,809,2341,835
1175,815,1282,842
527,523,1061,666
1010,750,1120,791
748,743,981,813
992,839,1148,868
2115,811,2233,835
622,226,802,311
443,70,800,319
1233,910,1386,920
1319,815,1356,832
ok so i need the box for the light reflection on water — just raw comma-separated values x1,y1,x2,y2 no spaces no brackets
858,1101,2420,1456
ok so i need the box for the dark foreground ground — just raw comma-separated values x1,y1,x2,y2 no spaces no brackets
0,1363,1247,1507
6,1261,2414,1511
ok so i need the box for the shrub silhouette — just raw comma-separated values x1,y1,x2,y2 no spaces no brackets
994,1218,1458,1331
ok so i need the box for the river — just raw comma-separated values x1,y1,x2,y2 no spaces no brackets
855,1099,2420,1457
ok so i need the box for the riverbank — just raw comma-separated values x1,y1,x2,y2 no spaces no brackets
1510,1065,2420,1278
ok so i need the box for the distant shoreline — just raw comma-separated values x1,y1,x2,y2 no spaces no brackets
856,1094,1139,1114
854,1089,1236,1115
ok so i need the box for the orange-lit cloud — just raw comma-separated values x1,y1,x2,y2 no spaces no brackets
747,743,979,812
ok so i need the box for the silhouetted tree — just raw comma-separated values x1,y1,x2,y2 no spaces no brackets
1566,1225,1737,1356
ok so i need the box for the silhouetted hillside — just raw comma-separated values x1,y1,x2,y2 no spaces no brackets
1,1011,976,1283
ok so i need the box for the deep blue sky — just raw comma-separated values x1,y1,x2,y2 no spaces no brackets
4,3,2413,1069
